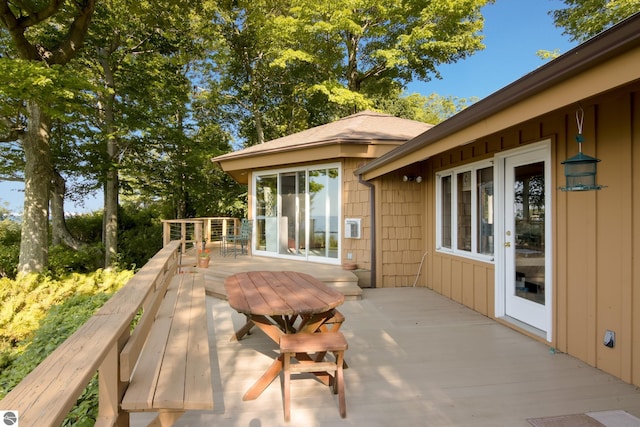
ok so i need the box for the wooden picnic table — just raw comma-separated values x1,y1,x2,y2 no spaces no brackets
224,271,345,400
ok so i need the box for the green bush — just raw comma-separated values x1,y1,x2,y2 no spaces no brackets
48,243,104,277
65,211,104,243
0,219,20,279
0,270,133,425
117,205,163,268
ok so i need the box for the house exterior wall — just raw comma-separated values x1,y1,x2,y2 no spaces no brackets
373,170,427,287
375,81,640,387
342,158,373,271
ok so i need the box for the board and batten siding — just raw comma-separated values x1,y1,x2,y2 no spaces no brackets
374,81,640,387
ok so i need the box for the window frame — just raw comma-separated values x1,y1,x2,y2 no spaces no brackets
436,159,495,262
251,162,342,264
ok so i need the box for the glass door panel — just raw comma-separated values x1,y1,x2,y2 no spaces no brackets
309,169,328,257
514,162,545,305
504,150,548,332
254,165,340,263
256,175,278,253
279,172,305,256
327,168,339,259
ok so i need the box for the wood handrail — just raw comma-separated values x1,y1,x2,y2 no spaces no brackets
0,241,182,427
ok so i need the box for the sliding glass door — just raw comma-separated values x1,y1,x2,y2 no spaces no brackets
253,164,341,263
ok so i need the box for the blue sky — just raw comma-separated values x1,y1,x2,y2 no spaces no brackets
408,0,577,100
1,0,577,214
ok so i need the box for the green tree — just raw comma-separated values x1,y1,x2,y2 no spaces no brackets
209,0,492,147
70,0,226,264
551,0,640,42
283,0,492,108
0,1,96,274
376,92,478,125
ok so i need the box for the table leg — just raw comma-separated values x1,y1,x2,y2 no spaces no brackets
230,317,255,341
149,410,184,427
250,315,285,343
243,354,284,401
239,311,340,400
298,311,334,333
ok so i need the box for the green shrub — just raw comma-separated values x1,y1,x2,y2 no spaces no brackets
48,243,104,277
0,270,133,425
65,211,104,243
0,219,20,279
117,205,163,268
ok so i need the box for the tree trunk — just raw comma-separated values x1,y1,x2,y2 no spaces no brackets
104,155,118,268
50,170,87,250
254,108,265,144
97,48,119,269
18,101,51,274
346,32,360,92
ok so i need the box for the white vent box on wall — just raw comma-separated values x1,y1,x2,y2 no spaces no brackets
345,218,361,239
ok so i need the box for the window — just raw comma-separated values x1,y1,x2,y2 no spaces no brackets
253,163,341,263
437,161,494,259
440,175,452,248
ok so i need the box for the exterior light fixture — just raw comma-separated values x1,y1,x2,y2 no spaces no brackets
560,107,604,191
403,175,422,183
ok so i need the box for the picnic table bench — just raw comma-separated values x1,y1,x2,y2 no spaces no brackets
120,271,213,426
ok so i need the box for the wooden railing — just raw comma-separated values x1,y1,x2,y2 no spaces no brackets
0,241,182,427
161,217,239,252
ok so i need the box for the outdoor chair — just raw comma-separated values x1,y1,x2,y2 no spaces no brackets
225,219,252,258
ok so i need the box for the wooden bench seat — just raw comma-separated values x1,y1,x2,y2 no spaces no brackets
121,272,213,426
280,332,348,421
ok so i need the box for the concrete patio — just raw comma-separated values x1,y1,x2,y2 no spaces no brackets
132,250,640,426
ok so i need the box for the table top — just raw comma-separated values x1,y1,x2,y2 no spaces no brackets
224,271,344,317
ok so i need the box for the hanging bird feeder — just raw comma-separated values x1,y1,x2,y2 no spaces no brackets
560,107,604,191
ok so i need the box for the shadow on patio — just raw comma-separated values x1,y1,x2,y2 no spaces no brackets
133,284,640,427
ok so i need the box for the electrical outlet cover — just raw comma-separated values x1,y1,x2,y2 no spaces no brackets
604,330,615,348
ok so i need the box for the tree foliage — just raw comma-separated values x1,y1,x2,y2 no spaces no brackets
551,0,640,42
1,0,96,274
2,0,494,273
207,0,492,146
0,270,133,424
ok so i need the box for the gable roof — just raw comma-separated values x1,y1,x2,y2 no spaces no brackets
356,12,640,180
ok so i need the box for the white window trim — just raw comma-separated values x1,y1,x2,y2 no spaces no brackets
435,159,495,263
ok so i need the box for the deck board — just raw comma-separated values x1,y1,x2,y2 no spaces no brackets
132,287,640,427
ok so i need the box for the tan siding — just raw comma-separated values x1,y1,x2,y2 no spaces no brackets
413,82,640,387
473,264,488,316
462,262,474,308
632,91,640,387
377,172,425,287
342,159,372,271
552,113,569,354
451,258,462,302
594,95,634,381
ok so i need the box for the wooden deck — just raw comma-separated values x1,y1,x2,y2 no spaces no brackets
181,242,365,300
132,283,640,426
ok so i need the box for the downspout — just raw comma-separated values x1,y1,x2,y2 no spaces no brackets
358,174,376,288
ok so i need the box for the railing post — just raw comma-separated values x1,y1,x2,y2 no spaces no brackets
204,218,211,244
180,222,187,253
96,329,130,427
194,221,203,247
162,221,170,247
